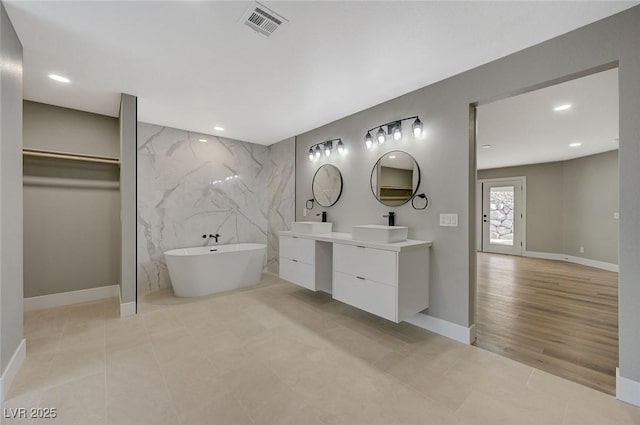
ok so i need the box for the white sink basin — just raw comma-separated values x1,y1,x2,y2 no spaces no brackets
291,221,332,234
352,225,408,243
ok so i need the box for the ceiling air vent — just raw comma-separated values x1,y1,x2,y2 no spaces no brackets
240,1,288,37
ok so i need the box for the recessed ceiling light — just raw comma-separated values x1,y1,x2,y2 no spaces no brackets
569,142,582,148
213,126,224,131
48,74,70,83
389,155,396,159
199,138,208,143
481,144,492,149
554,104,572,112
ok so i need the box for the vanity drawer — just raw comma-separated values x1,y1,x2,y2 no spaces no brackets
279,257,315,291
333,271,397,322
280,236,315,264
333,243,397,286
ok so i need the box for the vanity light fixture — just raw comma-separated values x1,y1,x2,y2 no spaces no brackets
308,138,345,161
392,125,402,141
376,127,386,144
365,132,373,149
364,116,423,149
412,118,423,137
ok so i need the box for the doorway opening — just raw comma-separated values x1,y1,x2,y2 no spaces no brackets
472,67,619,395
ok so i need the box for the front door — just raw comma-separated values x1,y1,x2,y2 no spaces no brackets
481,178,524,255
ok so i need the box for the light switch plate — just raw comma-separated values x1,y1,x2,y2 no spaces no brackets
614,212,619,219
440,213,458,227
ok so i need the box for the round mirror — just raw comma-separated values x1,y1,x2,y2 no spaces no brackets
370,151,421,206
312,164,344,207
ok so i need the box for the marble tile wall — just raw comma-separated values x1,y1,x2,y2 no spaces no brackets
267,137,295,273
137,123,294,293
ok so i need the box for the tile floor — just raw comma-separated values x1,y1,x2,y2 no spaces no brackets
2,273,639,425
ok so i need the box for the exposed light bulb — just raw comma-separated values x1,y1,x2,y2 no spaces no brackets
364,132,373,149
569,142,582,148
213,126,225,131
308,148,314,161
337,140,345,154
199,138,208,143
314,146,321,158
412,117,423,137
393,125,402,141
377,127,386,144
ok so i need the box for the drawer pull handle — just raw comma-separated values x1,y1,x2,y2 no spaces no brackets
356,245,366,249
292,259,298,263
356,276,365,280
292,236,298,239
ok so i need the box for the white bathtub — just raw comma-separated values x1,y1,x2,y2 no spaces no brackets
164,243,266,297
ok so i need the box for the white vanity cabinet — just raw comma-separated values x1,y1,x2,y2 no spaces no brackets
279,231,431,323
279,235,332,292
333,243,429,323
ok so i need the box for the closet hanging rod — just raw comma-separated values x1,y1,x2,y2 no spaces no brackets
22,148,120,165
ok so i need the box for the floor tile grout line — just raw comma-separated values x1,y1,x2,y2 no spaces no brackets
144,314,183,425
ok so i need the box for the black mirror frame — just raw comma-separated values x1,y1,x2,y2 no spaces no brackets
370,150,421,207
312,164,344,207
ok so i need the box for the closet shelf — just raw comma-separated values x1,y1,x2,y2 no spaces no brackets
23,148,120,165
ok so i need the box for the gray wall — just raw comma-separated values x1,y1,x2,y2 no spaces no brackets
120,94,137,305
24,101,119,157
293,7,640,382
563,151,619,263
0,2,23,376
23,102,120,298
478,150,618,264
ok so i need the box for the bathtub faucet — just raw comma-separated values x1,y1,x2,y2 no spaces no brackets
202,233,221,245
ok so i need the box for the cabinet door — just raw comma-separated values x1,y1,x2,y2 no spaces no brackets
280,236,315,264
333,271,397,322
280,257,315,290
333,244,397,286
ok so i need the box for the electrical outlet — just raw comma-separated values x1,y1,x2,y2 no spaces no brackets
580,246,585,253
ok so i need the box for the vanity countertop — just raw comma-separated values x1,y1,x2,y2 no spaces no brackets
279,230,432,252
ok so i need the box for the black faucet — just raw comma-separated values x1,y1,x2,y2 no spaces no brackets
383,212,395,226
316,211,327,222
202,233,220,243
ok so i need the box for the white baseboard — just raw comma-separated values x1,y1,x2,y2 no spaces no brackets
118,290,136,317
616,368,640,407
24,285,120,312
525,250,618,272
405,313,476,345
0,339,26,403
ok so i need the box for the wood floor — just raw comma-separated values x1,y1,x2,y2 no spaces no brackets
475,252,618,395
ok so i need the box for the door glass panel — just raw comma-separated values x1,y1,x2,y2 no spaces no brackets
489,186,514,246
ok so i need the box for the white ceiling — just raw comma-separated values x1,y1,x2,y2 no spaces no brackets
477,68,618,170
4,1,636,146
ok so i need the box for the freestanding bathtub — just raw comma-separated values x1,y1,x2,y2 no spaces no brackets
164,243,266,297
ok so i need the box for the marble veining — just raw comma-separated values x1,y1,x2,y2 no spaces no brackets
267,137,295,273
137,123,294,292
